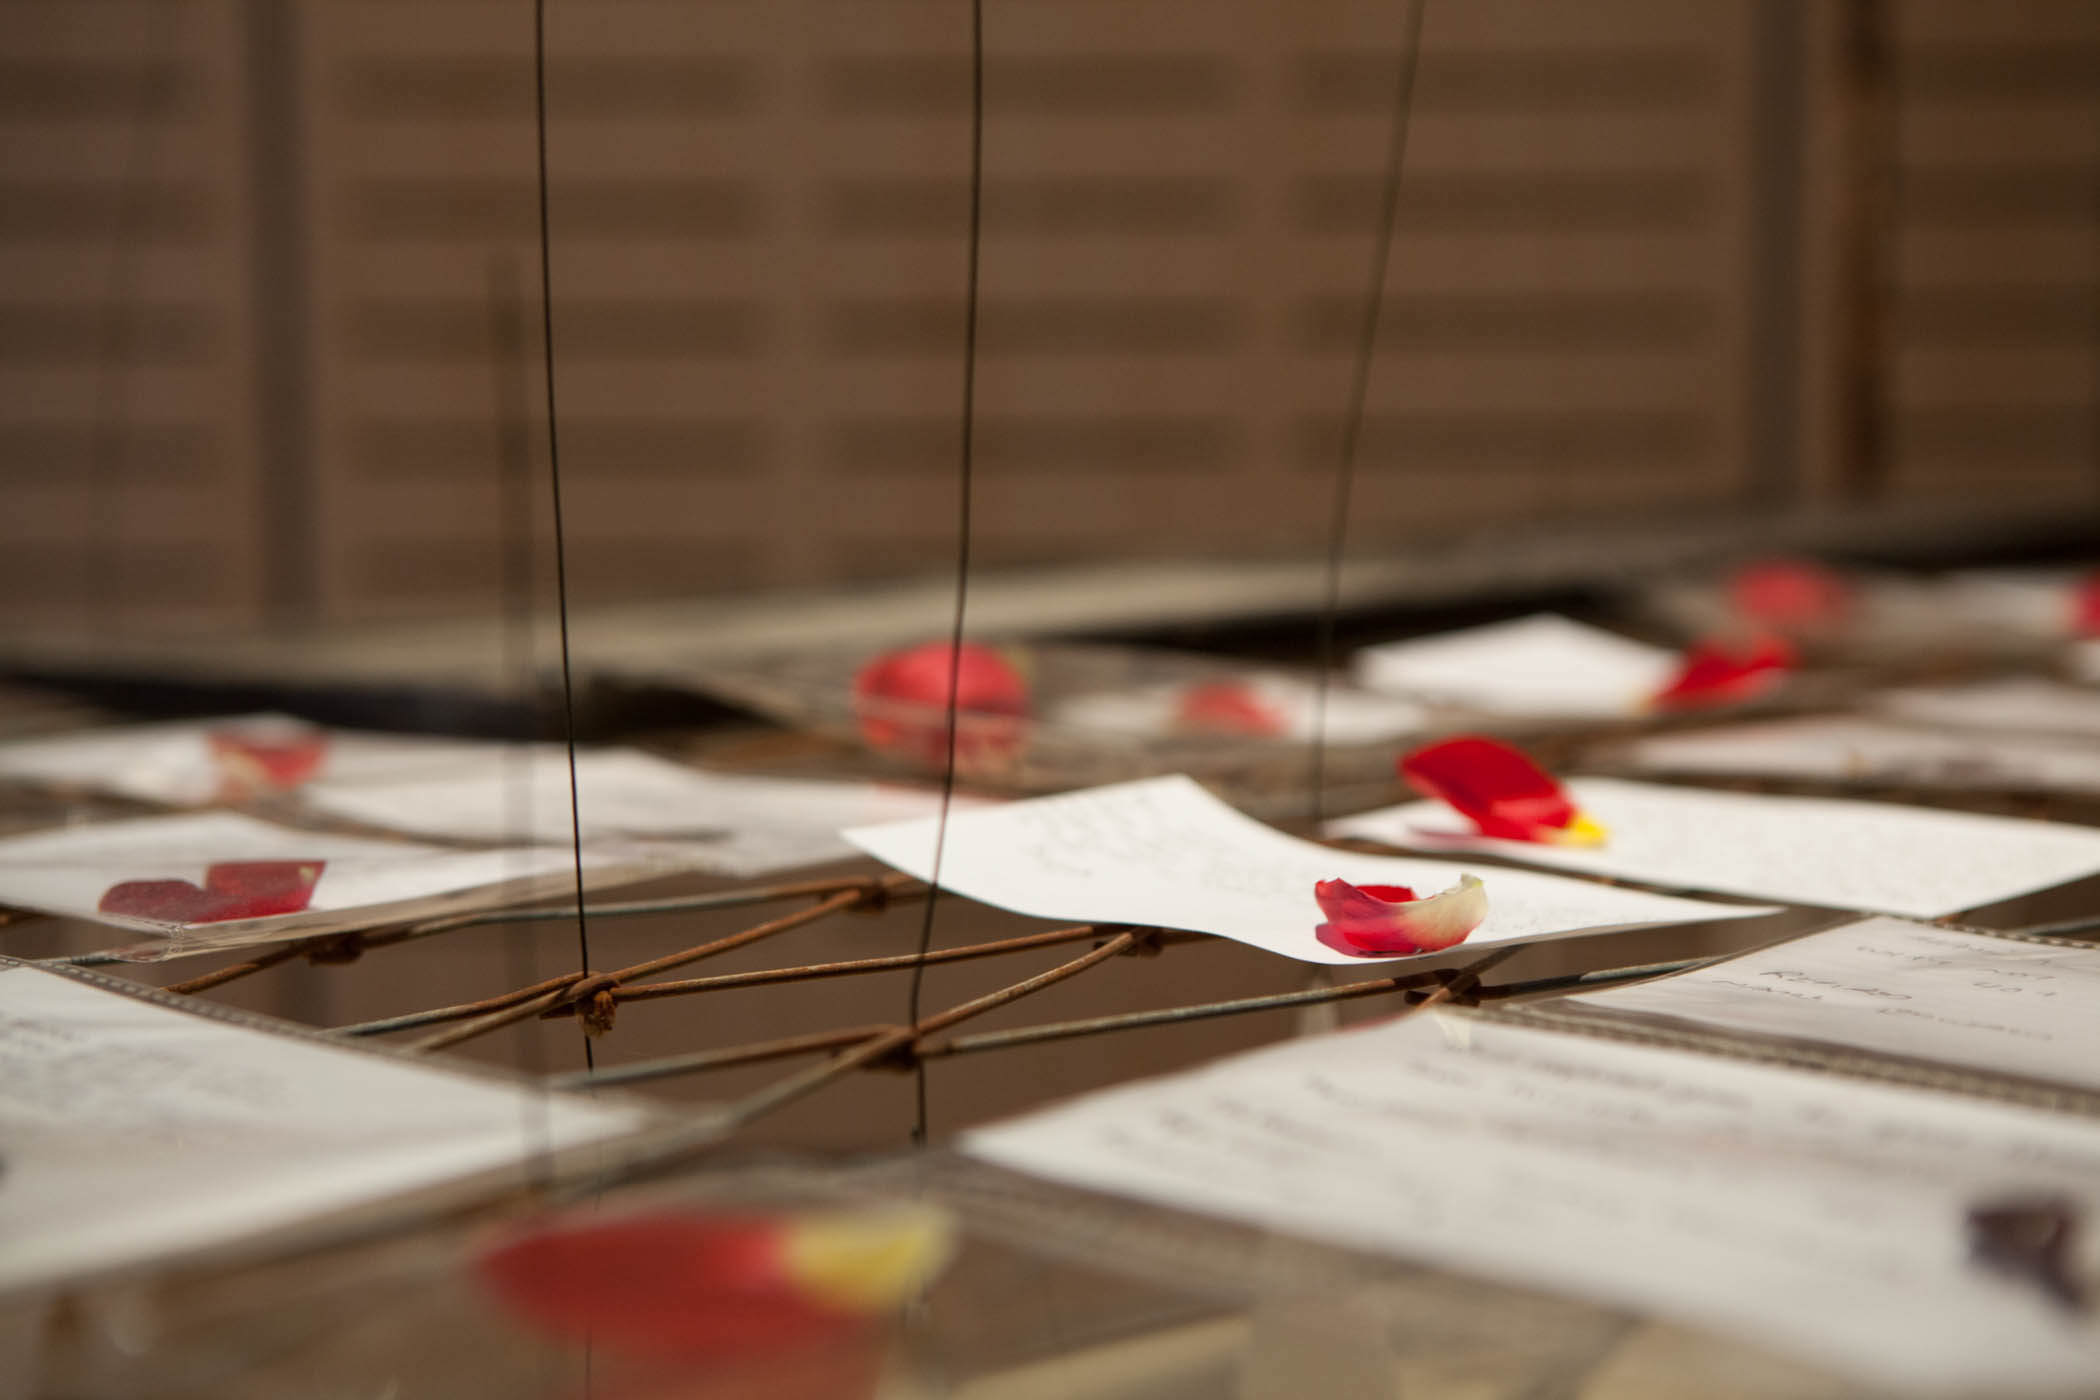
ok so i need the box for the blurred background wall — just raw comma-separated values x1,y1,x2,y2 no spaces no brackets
1,0,2094,633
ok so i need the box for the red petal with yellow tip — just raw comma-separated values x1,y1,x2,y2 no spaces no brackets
1313,875,1485,956
1650,633,1795,711
1399,735,1590,844
475,1214,855,1360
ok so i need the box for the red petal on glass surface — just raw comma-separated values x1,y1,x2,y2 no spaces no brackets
1174,680,1286,737
475,1216,858,1360
98,878,227,924
1398,735,1581,843
1312,875,1485,956
1729,558,1849,630
97,860,323,924
851,641,1031,769
1650,633,1795,711
207,728,330,794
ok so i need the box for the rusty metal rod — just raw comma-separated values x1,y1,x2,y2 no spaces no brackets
548,1023,901,1091
546,923,1125,1013
162,937,333,996
404,883,899,1053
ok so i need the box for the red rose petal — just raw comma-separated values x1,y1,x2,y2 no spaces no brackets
1730,558,1849,630
476,1215,861,1360
1174,681,1287,737
1398,735,1582,844
852,641,1030,769
97,860,323,925
1650,633,1795,711
2074,574,2100,640
1312,875,1484,956
208,728,330,795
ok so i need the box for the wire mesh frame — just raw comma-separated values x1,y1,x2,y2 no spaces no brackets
31,830,2100,1142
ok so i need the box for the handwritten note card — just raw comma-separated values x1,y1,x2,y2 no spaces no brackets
0,812,623,957
0,964,651,1294
1584,918,2100,1093
1352,614,1677,719
966,1012,2100,1394
1620,715,2100,796
0,714,500,807
1331,776,2100,918
846,776,1766,966
306,747,976,878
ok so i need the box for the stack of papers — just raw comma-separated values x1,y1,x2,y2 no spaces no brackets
0,812,628,957
0,715,500,807
1620,715,2100,795
0,963,652,1293
1583,917,2100,1094
846,775,1767,966
1352,614,1679,719
966,1011,2100,1394
305,747,978,878
1331,776,2100,919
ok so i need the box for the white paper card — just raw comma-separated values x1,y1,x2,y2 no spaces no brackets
966,1012,2100,1395
1053,675,1425,746
0,715,502,807
1878,678,2100,739
846,775,1765,966
1352,614,1678,719
0,965,650,1294
306,747,977,878
0,812,622,956
1621,716,2100,795
1330,776,2100,919
1584,918,2100,1092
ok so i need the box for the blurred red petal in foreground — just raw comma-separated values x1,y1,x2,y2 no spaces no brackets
474,1206,954,1364
1313,875,1486,956
852,641,1031,770
1398,735,1606,846
1649,633,1795,712
1729,558,1850,631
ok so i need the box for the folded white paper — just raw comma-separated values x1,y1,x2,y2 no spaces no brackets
305,747,977,878
966,1011,2100,1395
1584,917,2100,1093
0,964,650,1294
0,812,623,956
1877,678,2100,739
846,775,1766,966
0,714,501,807
1352,614,1678,719
1331,776,2100,919
1621,716,2100,795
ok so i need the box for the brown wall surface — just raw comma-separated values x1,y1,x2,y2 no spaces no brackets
1,0,2095,633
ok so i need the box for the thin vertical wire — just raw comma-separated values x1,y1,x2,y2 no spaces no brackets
1309,0,1427,823
533,0,596,1072
905,0,985,1148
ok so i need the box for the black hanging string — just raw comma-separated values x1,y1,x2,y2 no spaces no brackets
905,0,985,1149
533,0,596,1072
1310,0,1428,823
